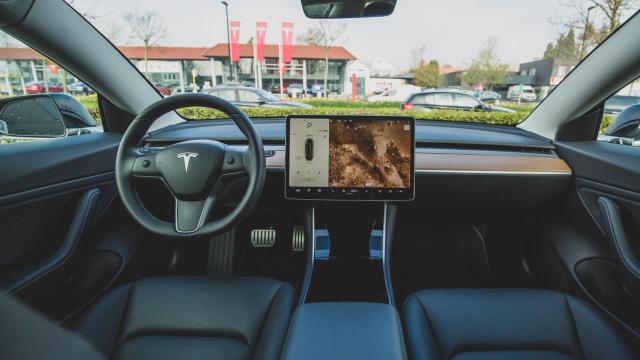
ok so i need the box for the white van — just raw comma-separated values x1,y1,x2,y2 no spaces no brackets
367,85,422,102
507,85,537,102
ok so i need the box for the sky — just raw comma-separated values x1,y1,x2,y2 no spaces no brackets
69,0,637,70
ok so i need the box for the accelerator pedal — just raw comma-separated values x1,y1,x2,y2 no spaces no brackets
292,225,304,252
250,228,276,248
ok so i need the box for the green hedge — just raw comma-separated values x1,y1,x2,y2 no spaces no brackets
57,95,613,133
178,106,526,126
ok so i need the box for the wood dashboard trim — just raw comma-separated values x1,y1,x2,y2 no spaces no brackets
267,150,572,175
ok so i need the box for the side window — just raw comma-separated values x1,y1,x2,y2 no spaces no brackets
217,89,236,101
0,30,99,144
432,93,453,106
238,90,261,102
454,94,479,107
410,94,427,105
599,77,640,147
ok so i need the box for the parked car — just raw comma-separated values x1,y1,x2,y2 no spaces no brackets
154,83,172,96
507,85,537,102
49,93,102,135
401,90,515,113
67,81,94,96
367,85,421,102
474,90,502,104
287,83,309,98
270,83,288,94
25,81,64,94
309,84,325,97
202,85,312,108
597,103,640,145
604,95,640,114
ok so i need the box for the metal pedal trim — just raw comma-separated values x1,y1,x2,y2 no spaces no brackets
250,229,276,248
292,225,304,252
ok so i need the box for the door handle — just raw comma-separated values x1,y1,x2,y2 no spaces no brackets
598,196,640,295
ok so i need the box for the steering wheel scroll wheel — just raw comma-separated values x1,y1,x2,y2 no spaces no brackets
115,93,266,237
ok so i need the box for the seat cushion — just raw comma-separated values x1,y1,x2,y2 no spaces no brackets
72,277,295,360
403,288,637,360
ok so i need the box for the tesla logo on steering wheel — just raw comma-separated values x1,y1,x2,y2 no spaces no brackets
177,152,198,172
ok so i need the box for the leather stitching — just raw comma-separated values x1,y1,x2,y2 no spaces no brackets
250,282,285,359
564,295,585,359
111,282,134,357
414,295,443,359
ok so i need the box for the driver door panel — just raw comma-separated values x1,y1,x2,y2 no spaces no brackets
0,133,142,319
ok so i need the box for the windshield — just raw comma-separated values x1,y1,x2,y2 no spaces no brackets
64,0,640,128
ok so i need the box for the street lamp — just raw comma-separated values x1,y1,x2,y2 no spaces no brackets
221,1,234,83
579,5,597,60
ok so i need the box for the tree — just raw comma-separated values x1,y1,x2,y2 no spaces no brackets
123,10,167,78
543,28,579,61
552,0,638,58
460,37,510,90
412,60,440,88
298,21,346,97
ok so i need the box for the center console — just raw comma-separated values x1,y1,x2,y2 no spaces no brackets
281,302,407,360
281,115,412,358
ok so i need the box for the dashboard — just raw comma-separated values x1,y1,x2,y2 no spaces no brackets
143,117,572,214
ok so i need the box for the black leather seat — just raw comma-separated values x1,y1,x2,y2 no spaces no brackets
1,276,295,360
403,288,637,360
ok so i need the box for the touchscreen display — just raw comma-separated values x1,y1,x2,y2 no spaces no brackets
286,115,414,201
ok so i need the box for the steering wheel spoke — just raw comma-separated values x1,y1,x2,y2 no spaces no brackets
132,150,161,178
220,146,248,179
175,196,216,234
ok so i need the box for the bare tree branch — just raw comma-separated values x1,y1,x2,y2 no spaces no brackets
122,10,167,78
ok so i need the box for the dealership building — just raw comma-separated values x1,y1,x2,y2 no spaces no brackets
0,43,356,95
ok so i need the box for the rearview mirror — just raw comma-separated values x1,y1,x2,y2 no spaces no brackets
301,0,396,18
0,95,66,138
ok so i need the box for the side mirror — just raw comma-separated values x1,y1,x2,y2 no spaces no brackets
0,95,66,138
257,100,266,106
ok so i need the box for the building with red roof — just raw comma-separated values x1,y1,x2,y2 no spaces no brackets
0,43,357,95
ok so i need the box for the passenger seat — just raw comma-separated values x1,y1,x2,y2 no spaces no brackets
402,288,637,360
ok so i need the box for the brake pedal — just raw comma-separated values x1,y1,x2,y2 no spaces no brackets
250,229,276,248
292,225,304,252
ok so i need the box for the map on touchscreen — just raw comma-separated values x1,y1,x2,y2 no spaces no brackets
288,117,413,189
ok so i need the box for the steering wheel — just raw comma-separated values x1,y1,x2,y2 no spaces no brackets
115,93,266,237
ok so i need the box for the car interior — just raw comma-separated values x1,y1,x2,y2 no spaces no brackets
1,0,640,359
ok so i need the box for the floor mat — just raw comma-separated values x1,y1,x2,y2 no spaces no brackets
391,216,492,304
207,230,235,277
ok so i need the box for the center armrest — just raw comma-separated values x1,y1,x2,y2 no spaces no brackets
282,302,407,360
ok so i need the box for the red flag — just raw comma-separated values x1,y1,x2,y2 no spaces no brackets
256,22,267,62
47,64,58,75
230,21,241,63
281,22,293,63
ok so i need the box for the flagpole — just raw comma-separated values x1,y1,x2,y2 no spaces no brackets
253,40,258,88
279,43,284,99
